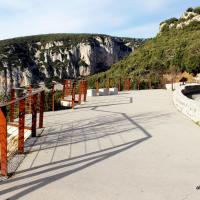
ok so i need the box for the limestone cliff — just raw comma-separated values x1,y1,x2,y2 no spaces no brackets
0,34,144,88
160,7,200,32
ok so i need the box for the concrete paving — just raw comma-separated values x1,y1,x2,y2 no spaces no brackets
1,89,200,200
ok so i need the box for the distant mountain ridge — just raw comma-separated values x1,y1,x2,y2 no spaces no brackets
0,33,144,87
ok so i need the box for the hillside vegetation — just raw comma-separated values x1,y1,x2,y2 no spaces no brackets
87,7,200,89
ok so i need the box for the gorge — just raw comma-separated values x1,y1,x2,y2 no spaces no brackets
0,34,144,88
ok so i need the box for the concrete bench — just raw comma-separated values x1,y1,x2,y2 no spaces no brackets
109,88,118,95
87,89,97,97
61,100,71,107
99,88,109,96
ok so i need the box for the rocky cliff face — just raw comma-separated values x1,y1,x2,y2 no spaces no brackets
160,8,200,32
0,34,143,88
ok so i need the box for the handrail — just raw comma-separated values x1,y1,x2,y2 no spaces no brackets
92,77,166,91
61,79,87,109
0,88,44,107
0,79,90,177
0,87,45,177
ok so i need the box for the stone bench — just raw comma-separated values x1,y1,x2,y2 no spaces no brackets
99,88,109,96
87,89,97,97
61,100,71,107
87,88,118,97
109,88,118,95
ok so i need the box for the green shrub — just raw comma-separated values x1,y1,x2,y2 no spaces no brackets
193,6,200,14
160,17,178,26
187,7,194,12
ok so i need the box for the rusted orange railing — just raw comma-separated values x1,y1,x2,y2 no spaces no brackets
104,77,167,91
0,88,45,176
96,79,100,93
96,78,132,91
62,79,87,109
123,79,131,91
137,79,140,90
118,78,121,91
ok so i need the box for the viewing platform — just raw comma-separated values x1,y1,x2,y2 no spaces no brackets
1,89,200,200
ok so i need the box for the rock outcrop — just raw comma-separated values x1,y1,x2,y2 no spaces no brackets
159,7,200,32
0,34,144,88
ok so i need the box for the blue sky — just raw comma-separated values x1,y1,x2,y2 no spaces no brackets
0,0,199,40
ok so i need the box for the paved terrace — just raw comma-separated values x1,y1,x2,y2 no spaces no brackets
1,89,200,200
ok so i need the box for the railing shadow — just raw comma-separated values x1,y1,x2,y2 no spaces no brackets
0,102,172,199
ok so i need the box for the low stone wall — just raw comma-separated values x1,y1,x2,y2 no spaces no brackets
173,84,200,124
166,82,182,90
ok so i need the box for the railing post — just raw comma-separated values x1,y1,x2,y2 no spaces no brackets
18,99,25,154
52,84,55,112
69,80,72,96
28,85,32,114
83,81,87,102
0,106,7,176
31,94,38,137
72,81,76,109
39,91,45,128
96,79,99,93
108,78,111,88
149,79,152,89
62,82,66,100
10,88,15,122
65,80,69,97
128,78,131,91
118,78,121,91
138,79,140,90
78,81,82,105
124,79,127,91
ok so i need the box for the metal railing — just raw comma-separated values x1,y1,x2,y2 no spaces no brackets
61,79,87,109
0,88,45,176
0,79,88,176
94,77,165,91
